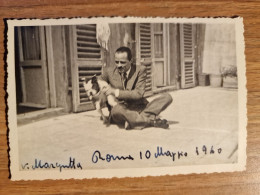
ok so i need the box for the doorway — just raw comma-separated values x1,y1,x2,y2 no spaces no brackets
15,26,49,114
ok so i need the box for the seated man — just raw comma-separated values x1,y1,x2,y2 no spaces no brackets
102,46,172,130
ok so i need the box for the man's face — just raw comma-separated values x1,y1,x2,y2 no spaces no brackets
115,52,131,74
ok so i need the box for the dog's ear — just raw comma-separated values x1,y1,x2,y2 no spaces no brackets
91,75,97,83
85,77,91,83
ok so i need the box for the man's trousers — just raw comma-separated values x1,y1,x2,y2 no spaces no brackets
111,93,173,129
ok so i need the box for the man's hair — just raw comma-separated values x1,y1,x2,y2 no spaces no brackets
115,47,132,61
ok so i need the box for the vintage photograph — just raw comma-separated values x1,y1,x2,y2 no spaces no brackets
7,17,247,180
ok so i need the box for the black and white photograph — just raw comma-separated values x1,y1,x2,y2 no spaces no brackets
7,17,247,180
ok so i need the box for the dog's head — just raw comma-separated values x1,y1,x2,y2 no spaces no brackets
83,75,100,100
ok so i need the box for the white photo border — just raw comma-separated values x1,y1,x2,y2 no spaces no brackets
7,17,247,180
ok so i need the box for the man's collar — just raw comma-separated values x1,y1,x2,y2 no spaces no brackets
125,66,131,78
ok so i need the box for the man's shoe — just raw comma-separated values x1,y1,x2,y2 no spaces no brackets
150,118,169,129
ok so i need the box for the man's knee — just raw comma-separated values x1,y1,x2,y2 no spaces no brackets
163,93,173,105
111,104,124,118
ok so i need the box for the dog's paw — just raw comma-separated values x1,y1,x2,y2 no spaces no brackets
103,116,110,125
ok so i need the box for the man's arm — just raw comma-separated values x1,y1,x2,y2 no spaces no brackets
117,65,147,100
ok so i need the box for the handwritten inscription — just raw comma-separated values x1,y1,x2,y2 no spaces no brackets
21,146,222,172
154,146,188,161
22,157,82,172
196,145,222,155
92,150,134,163
139,146,188,161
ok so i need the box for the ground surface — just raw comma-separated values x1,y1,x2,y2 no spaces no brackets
17,86,238,170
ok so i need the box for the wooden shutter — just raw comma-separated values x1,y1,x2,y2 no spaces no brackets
136,23,153,96
70,24,103,112
180,23,196,88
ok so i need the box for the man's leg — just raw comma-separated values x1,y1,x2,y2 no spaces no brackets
111,104,150,129
140,93,173,120
111,93,173,129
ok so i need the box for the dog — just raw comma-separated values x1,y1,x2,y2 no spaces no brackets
83,75,117,124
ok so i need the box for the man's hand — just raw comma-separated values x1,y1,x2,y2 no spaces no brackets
103,85,116,96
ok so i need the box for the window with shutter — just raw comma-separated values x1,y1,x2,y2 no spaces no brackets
136,23,153,96
180,23,196,88
152,23,168,88
76,25,101,59
70,24,103,112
